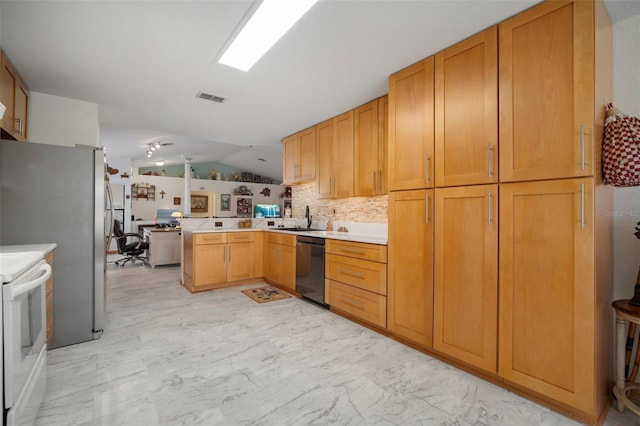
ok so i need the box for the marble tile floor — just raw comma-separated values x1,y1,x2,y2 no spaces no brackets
35,261,639,426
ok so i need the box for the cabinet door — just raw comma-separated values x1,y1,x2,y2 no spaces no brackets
388,57,434,191
194,244,226,286
264,242,280,283
227,242,254,281
282,134,298,184
1,52,17,135
316,119,333,198
435,27,497,187
499,1,594,182
333,111,354,198
279,244,296,292
378,96,388,195
499,178,594,412
388,189,434,347
298,126,316,182
355,99,379,196
434,185,497,372
14,83,28,140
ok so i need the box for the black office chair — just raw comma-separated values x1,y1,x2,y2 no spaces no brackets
113,219,149,267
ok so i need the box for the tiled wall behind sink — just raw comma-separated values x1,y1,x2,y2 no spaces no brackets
291,182,388,223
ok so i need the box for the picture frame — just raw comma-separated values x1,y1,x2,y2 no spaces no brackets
242,172,253,182
173,197,181,206
220,194,231,211
191,195,208,213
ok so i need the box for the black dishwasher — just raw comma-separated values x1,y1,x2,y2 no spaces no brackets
295,235,328,308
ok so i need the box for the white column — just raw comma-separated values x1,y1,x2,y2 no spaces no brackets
184,157,192,216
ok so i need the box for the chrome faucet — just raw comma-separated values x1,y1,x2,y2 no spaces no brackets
305,205,312,229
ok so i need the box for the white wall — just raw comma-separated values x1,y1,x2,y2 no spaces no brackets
612,14,640,300
131,174,288,222
28,92,99,147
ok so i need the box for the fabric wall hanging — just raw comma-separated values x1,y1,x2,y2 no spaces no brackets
603,103,640,187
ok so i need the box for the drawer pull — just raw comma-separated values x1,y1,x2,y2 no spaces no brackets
339,247,365,255
339,268,365,279
339,295,364,310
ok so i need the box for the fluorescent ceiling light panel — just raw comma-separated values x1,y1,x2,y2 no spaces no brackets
219,0,318,72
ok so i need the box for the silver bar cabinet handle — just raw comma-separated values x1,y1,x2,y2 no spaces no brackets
487,189,492,225
487,143,493,179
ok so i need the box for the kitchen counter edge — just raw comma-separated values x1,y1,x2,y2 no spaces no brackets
189,229,387,245
0,243,57,256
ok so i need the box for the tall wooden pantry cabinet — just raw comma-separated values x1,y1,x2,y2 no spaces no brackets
387,0,613,423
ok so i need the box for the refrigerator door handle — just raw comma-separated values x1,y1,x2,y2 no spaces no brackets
105,182,115,250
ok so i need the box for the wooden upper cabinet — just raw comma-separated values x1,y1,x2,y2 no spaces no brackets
333,111,354,198
387,189,434,348
435,27,497,187
316,111,354,198
499,0,594,182
316,119,333,198
388,57,434,191
1,51,29,141
282,127,316,184
434,185,497,373
498,178,595,413
282,134,298,184
298,127,317,181
355,96,388,196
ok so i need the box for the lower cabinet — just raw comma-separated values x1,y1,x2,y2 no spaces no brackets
325,239,387,328
433,185,498,373
182,232,256,292
498,178,599,415
264,232,296,292
387,189,434,348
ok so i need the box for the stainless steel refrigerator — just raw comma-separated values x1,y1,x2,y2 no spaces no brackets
0,139,109,348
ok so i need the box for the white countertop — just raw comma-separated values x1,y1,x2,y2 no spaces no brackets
190,229,387,245
0,243,57,256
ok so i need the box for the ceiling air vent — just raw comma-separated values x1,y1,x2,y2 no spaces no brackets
196,91,225,103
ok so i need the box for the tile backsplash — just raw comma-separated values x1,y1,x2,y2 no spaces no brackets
291,182,388,223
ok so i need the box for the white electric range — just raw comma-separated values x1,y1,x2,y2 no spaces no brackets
0,251,50,426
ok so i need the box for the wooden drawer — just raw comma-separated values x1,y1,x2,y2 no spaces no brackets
326,279,386,328
266,232,283,244
326,253,387,295
227,232,255,243
280,234,297,247
195,233,226,245
326,239,387,262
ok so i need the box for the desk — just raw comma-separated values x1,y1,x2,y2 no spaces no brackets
613,299,640,416
143,228,181,268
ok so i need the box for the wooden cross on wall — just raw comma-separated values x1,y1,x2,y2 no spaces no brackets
160,190,166,199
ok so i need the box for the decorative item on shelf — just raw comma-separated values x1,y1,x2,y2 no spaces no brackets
131,184,156,201
242,172,253,182
120,172,130,179
629,221,640,306
285,186,292,198
209,169,217,180
260,187,271,196
233,185,253,196
233,172,241,181
253,174,262,183
262,177,273,184
224,174,230,181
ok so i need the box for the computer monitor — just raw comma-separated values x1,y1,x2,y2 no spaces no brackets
254,204,281,218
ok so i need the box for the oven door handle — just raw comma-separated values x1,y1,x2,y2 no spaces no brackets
11,263,51,300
